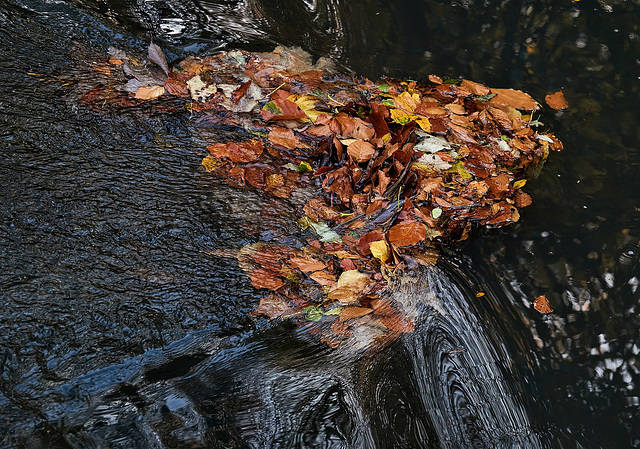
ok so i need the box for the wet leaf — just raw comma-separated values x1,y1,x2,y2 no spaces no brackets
431,207,443,219
533,295,554,314
250,267,284,290
260,96,307,121
207,139,264,163
339,307,373,322
347,139,376,163
303,305,324,321
387,221,427,247
148,42,169,77
164,79,189,97
187,75,217,102
288,94,324,122
380,313,415,333
289,255,326,272
268,127,311,149
545,91,569,110
514,190,532,208
252,294,295,319
201,155,226,172
488,88,540,111
134,85,165,100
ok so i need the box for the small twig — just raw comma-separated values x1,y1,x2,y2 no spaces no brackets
267,82,286,97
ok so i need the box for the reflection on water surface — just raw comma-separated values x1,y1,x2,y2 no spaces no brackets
1,0,639,447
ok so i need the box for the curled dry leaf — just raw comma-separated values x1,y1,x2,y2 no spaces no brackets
545,91,569,110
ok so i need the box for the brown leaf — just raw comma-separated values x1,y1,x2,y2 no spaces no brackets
135,85,165,100
347,139,376,163
260,96,307,121
461,79,490,96
268,127,311,149
338,307,373,322
303,198,341,222
148,42,169,77
380,313,415,333
545,91,569,110
288,255,326,272
163,79,189,97
207,139,264,163
232,80,252,104
309,270,337,286
356,231,385,256
488,88,540,111
514,190,532,208
329,113,356,138
387,221,427,247
252,294,295,319
250,267,284,290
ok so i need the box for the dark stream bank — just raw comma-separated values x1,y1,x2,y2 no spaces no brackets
1,0,639,447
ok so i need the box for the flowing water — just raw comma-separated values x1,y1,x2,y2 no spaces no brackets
1,0,639,447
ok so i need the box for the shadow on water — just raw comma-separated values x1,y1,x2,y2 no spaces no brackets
1,0,640,447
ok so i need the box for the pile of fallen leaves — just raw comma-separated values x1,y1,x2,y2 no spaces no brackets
82,44,564,350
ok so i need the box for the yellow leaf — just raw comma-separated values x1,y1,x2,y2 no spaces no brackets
513,179,527,189
369,240,389,263
288,94,324,123
201,155,226,172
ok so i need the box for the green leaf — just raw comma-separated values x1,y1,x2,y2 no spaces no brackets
297,161,313,173
324,307,343,316
381,99,395,107
431,207,443,219
378,83,391,92
262,100,283,115
501,135,510,141
303,305,323,321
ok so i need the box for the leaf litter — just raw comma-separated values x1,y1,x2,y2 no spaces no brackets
81,43,564,352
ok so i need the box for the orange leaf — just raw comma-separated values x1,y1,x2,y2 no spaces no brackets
461,79,490,96
134,85,165,100
488,88,540,111
338,307,373,322
347,139,376,163
309,270,337,286
387,221,427,247
545,91,569,110
533,295,554,314
288,255,326,272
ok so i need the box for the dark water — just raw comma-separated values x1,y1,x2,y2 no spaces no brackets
1,0,639,447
